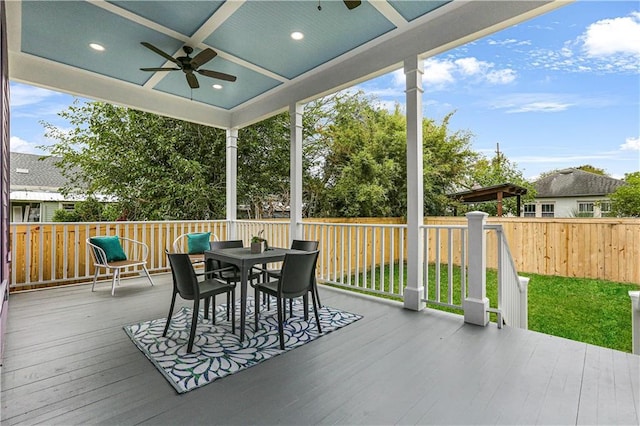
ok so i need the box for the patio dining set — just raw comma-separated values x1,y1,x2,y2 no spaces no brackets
86,233,323,352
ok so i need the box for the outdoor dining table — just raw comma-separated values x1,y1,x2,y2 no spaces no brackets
204,246,303,341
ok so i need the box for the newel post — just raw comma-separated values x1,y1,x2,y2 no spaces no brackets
630,291,640,355
464,211,489,326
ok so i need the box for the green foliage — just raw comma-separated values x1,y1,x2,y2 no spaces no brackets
42,100,227,220
342,265,637,353
610,171,640,217
52,209,80,222
42,93,523,220
576,164,608,175
307,93,477,217
51,197,119,222
454,149,536,216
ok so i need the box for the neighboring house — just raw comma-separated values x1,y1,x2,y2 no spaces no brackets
524,168,626,218
10,152,80,222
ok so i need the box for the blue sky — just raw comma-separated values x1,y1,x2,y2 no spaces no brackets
9,0,640,180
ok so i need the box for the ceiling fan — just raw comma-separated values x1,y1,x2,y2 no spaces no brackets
317,1,361,11
140,42,237,89
343,1,361,9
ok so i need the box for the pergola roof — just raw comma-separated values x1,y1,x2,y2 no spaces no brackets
447,183,528,204
6,1,567,129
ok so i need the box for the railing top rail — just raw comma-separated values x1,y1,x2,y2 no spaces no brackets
483,224,504,231
10,219,228,226
303,221,407,229
420,224,468,230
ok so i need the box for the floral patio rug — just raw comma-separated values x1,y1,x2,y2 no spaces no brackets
124,297,362,393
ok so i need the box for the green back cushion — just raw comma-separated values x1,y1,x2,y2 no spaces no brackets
90,236,127,262
187,232,211,254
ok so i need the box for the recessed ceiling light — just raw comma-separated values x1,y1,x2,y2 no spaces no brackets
89,43,105,51
291,32,304,41
212,84,222,89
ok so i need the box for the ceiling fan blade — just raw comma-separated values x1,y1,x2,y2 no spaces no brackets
140,67,180,72
186,73,199,89
141,42,181,66
197,69,237,82
191,48,217,68
343,0,361,10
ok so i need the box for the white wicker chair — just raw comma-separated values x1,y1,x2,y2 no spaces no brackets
87,236,154,296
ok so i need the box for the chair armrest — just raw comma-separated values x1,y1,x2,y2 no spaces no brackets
120,237,149,261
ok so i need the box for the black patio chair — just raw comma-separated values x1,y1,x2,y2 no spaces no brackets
164,252,235,353
253,250,321,350
257,240,322,311
207,240,262,320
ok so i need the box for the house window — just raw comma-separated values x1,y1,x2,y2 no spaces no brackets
600,201,612,217
61,202,75,211
541,204,554,217
523,204,536,217
577,202,594,217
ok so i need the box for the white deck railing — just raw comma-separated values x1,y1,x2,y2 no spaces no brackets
421,225,468,311
485,224,529,329
9,218,527,330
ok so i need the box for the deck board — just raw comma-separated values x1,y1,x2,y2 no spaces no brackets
2,274,639,425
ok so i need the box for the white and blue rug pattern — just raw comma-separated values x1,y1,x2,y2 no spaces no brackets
124,297,362,393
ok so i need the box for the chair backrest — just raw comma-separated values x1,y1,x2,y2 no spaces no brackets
172,232,219,254
166,252,199,299
278,251,319,299
209,240,243,271
291,239,319,251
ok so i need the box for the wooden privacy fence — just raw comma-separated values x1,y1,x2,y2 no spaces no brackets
9,217,640,290
11,220,228,289
425,217,640,284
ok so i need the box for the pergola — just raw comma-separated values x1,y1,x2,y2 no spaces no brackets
448,183,529,217
1,0,570,314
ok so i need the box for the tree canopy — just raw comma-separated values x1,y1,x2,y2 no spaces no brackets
42,91,513,220
610,172,640,217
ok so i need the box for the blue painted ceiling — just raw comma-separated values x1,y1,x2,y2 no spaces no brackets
7,1,565,129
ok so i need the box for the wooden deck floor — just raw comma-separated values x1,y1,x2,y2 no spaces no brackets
1,273,639,425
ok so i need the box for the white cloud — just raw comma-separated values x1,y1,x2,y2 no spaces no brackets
10,136,42,154
10,83,60,108
488,93,575,113
486,69,516,84
422,58,456,87
621,136,640,151
581,12,640,57
421,57,516,89
454,57,483,75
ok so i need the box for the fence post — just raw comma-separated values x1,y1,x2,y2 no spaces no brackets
630,291,640,355
518,276,530,329
464,211,489,326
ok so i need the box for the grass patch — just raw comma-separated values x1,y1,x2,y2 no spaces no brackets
332,264,639,353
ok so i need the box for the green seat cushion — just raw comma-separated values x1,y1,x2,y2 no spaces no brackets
187,232,211,254
90,236,127,262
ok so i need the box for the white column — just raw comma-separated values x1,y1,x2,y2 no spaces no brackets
289,103,304,242
464,211,489,326
226,128,238,239
403,56,425,311
630,291,640,355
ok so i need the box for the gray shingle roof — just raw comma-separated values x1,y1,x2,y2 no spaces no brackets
10,152,68,190
534,168,626,198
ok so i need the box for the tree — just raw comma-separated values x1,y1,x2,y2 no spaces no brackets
43,101,228,220
52,197,120,222
610,172,640,217
457,148,536,216
305,92,478,217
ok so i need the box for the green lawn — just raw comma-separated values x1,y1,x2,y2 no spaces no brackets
336,264,639,353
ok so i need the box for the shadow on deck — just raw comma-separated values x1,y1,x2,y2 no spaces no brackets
2,273,639,425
